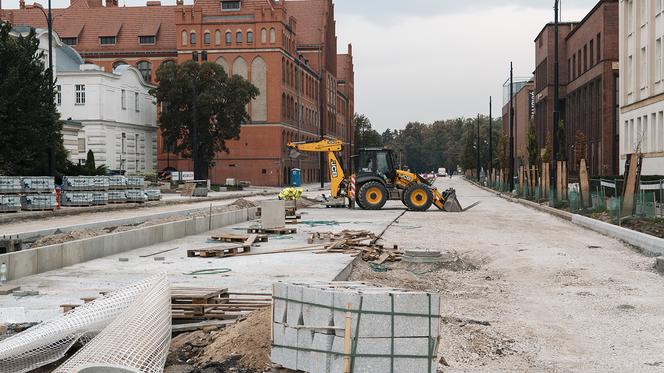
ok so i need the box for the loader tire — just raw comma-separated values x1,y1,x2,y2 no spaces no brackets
358,181,387,210
404,183,433,211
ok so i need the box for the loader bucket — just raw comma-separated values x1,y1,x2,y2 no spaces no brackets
439,188,479,212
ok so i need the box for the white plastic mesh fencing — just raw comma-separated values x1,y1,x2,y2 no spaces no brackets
53,274,171,373
0,274,171,373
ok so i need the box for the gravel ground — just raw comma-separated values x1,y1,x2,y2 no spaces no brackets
374,176,664,372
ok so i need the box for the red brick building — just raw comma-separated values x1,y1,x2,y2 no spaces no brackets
564,0,619,176
502,79,535,165
1,0,354,186
533,0,619,177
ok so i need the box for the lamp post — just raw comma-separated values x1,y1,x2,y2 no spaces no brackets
509,62,515,192
552,0,560,194
27,2,56,177
476,114,481,182
488,96,492,181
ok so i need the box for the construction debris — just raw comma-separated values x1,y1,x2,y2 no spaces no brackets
171,288,271,322
310,230,402,263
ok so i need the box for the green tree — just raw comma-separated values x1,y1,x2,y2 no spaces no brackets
151,60,258,179
527,118,539,166
0,23,63,176
86,149,96,170
354,113,382,150
556,119,566,160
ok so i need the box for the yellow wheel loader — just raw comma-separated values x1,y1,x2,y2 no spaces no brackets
287,138,476,212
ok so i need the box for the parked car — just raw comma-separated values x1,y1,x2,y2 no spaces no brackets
437,167,447,177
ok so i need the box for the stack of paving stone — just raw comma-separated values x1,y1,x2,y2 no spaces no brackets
61,176,110,207
0,177,22,212
108,176,128,203
125,176,147,203
272,282,440,373
20,177,56,211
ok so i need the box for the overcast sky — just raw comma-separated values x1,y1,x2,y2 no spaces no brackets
4,0,599,131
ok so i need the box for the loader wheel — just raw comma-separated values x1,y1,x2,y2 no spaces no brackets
358,182,387,210
404,183,433,211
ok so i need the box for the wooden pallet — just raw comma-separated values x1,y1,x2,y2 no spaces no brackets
210,233,268,243
172,291,271,321
187,245,249,258
171,287,229,305
247,227,297,235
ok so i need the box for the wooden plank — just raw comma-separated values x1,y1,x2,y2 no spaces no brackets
172,319,237,333
376,252,391,264
579,159,590,208
0,285,20,295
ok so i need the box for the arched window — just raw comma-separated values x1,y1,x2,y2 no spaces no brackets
203,31,211,44
247,31,254,43
189,31,196,45
215,30,221,45
137,61,152,83
269,28,276,44
181,30,187,45
261,28,267,44
282,93,286,119
112,60,127,70
236,31,243,43
225,31,232,44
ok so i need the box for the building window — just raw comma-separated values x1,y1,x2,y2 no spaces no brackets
75,84,85,105
225,31,232,44
628,0,634,33
221,0,240,10
641,47,647,88
204,32,211,44
99,36,116,45
78,138,86,154
590,40,594,66
181,30,188,45
135,134,140,170
121,89,126,109
190,32,197,45
597,33,601,61
583,45,588,71
261,28,267,44
121,132,127,155
62,37,77,46
56,85,61,106
658,38,663,82
236,31,242,43
139,35,156,44
134,92,140,112
247,31,253,43
215,30,221,44
137,61,152,83
269,28,276,44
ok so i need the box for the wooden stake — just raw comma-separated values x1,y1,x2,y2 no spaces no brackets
343,303,352,373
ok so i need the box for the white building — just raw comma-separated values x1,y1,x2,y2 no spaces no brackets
55,45,158,173
619,0,664,175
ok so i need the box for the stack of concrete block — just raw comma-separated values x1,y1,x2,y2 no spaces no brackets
108,176,127,203
0,177,22,213
261,200,286,229
61,176,94,207
126,176,146,203
20,177,56,211
272,282,440,373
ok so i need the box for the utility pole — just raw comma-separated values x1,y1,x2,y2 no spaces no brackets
488,96,492,181
509,62,515,191
552,0,560,194
477,114,481,182
47,0,55,177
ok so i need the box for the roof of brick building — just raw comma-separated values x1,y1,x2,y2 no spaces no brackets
284,0,327,45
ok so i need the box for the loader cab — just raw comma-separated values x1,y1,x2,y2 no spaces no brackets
354,148,397,183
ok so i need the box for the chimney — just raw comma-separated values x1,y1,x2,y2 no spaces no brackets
347,43,352,56
106,0,118,7
176,0,182,5
19,0,25,9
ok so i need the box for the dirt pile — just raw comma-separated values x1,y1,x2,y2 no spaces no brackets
167,308,272,373
229,198,258,209
32,229,101,247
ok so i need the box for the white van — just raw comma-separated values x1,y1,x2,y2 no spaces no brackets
437,167,447,177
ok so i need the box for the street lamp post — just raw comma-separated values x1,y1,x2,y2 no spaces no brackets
476,114,480,182
488,96,492,182
28,2,56,176
552,0,560,195
509,62,515,192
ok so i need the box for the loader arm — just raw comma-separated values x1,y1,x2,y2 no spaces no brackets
287,139,346,198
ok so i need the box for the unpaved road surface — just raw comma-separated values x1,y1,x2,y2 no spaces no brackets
379,177,664,372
